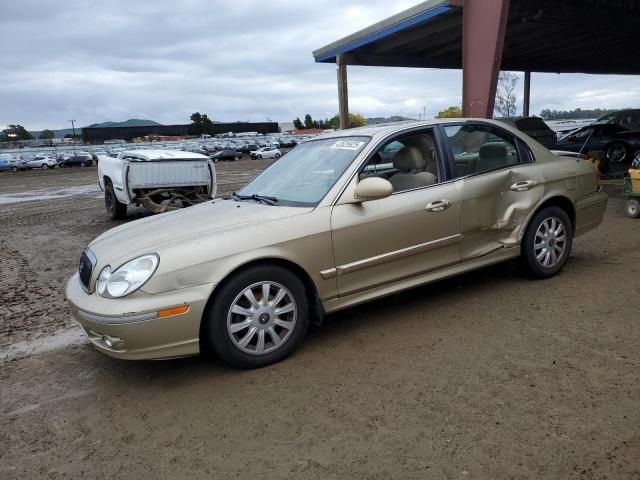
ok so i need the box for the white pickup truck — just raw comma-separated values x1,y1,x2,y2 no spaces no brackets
98,150,217,219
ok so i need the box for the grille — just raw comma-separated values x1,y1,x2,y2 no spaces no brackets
79,249,96,292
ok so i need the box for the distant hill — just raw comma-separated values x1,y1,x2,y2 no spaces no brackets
365,116,416,125
85,119,162,129
29,119,162,139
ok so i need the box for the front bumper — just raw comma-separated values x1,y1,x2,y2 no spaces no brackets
66,273,214,360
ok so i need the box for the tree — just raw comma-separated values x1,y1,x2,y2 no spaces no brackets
494,72,518,117
304,114,314,129
39,129,55,140
293,117,303,130
190,112,215,135
436,106,462,118
2,124,34,141
348,113,367,128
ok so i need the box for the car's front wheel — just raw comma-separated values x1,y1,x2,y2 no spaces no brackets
205,265,309,368
521,206,573,279
11,166,17,172
275,153,281,159
41,164,49,169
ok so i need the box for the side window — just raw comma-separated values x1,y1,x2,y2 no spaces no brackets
443,124,520,178
359,130,440,193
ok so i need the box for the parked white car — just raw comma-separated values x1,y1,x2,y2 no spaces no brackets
97,150,217,219
250,147,282,159
25,155,57,169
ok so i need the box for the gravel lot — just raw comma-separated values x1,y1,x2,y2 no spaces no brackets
0,163,639,479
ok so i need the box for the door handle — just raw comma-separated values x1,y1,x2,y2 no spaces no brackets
425,199,452,212
510,180,537,192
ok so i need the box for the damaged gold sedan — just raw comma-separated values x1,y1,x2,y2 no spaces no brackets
66,120,607,368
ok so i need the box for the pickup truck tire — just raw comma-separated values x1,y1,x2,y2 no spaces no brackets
205,265,309,369
105,181,127,220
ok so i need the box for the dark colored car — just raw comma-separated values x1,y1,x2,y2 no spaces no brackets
238,144,259,154
211,149,242,162
59,153,94,167
556,109,640,168
496,117,557,148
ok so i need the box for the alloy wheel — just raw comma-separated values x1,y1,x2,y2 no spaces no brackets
534,217,567,268
227,281,297,355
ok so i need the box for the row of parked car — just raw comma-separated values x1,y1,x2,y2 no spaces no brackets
0,151,95,172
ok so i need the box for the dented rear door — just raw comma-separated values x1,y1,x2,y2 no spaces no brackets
455,165,544,260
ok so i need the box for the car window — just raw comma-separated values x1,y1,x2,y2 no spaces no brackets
568,127,596,141
443,124,520,178
359,130,440,193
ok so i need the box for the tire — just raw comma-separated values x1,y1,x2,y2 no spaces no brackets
606,142,629,164
105,181,127,220
275,153,281,159
520,206,573,279
41,164,48,169
11,166,17,172
235,156,240,161
205,265,310,368
257,154,262,159
625,199,640,218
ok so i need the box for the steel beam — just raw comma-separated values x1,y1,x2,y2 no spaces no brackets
523,71,531,117
337,55,350,129
453,0,510,118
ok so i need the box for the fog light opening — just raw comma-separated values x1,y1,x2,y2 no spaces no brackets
103,335,113,348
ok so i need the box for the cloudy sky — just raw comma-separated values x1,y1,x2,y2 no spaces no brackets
1,0,639,130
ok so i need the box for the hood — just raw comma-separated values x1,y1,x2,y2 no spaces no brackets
88,199,313,265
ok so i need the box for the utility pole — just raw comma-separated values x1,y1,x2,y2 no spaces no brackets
68,119,77,149
423,106,427,121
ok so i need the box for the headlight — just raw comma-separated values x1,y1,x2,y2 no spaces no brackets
96,254,159,298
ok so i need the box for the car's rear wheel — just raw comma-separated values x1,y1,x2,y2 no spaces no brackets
521,206,573,279
41,164,48,169
275,153,281,159
205,265,309,368
606,142,629,164
105,181,127,220
625,199,640,218
11,166,17,172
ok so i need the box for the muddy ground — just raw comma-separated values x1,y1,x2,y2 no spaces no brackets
0,164,639,479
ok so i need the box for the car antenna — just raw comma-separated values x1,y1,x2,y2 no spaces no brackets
577,128,595,157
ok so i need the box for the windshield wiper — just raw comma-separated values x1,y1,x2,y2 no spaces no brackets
231,192,278,206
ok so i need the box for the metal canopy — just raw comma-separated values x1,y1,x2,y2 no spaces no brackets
313,0,640,75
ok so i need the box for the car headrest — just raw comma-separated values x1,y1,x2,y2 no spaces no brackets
479,143,508,158
393,146,425,171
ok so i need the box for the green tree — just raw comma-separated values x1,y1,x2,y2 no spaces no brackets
190,112,215,135
348,113,367,128
436,106,462,118
39,129,55,140
2,124,34,141
304,114,314,129
293,117,303,130
494,72,518,117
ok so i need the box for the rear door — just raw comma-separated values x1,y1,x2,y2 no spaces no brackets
440,122,544,260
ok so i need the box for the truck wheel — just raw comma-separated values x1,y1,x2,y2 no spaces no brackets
204,265,309,368
105,181,127,220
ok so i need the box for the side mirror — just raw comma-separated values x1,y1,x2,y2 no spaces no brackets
354,177,393,202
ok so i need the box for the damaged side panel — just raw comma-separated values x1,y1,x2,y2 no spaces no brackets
456,165,545,260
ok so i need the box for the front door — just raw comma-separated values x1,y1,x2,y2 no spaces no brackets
330,128,462,297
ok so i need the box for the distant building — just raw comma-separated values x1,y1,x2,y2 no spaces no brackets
279,122,295,133
82,122,279,143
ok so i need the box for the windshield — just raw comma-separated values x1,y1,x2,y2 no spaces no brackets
239,136,369,207
594,113,617,125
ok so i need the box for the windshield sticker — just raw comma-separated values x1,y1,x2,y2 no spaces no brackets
331,140,365,151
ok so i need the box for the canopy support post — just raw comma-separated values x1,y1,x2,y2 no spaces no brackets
337,55,350,129
455,0,510,118
523,71,531,117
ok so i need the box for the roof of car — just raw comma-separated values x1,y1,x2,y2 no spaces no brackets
120,149,210,161
313,118,507,141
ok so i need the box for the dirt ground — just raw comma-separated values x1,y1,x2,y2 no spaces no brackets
0,164,639,479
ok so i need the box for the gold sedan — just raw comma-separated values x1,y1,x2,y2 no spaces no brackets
66,120,608,368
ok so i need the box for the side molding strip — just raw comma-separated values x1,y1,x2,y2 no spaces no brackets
320,234,462,279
